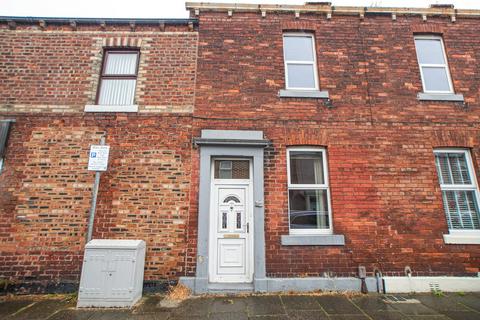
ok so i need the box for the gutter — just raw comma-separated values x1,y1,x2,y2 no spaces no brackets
0,16,198,26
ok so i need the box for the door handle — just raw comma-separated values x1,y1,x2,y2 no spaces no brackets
246,222,249,233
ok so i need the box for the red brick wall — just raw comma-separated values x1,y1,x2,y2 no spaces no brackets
0,115,193,289
0,23,197,290
0,23,197,113
187,11,480,277
1,9,480,290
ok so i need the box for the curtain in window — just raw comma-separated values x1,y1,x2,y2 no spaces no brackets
314,159,326,228
98,79,136,106
104,53,138,75
0,122,11,158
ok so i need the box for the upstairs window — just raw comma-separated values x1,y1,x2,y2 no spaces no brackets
283,34,318,90
287,148,332,234
97,50,139,106
414,36,453,93
434,149,480,231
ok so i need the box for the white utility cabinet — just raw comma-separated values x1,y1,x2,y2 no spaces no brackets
77,239,146,308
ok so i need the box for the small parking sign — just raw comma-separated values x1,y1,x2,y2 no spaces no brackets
88,145,110,171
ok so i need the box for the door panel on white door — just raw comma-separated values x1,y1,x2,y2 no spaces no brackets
217,239,246,274
210,182,253,283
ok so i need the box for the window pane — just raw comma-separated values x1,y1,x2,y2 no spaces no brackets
415,39,445,64
289,189,329,229
287,64,316,89
435,152,471,185
290,151,324,184
442,190,480,230
214,160,249,179
422,67,451,92
284,36,314,61
105,53,138,75
98,79,136,105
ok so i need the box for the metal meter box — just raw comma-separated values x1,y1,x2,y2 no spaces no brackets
77,239,146,308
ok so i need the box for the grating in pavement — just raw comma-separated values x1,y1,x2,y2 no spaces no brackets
382,295,421,304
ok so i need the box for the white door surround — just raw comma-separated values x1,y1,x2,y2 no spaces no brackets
209,159,254,283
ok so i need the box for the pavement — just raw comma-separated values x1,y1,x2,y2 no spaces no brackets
1,292,480,320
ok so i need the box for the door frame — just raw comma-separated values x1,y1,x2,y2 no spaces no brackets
192,136,268,294
208,158,254,283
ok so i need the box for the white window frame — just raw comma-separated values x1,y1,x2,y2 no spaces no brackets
414,35,454,94
434,149,480,239
283,33,319,91
0,158,3,173
287,147,333,235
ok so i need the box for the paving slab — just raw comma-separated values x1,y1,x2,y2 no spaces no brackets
280,295,322,310
210,311,249,320
132,295,165,314
210,297,247,313
47,308,97,320
248,316,289,320
0,300,35,318
389,302,441,316
286,309,329,320
414,293,470,312
328,315,369,320
170,315,207,320
350,295,397,312
315,296,362,315
441,310,480,320
451,293,480,312
8,299,73,320
170,297,213,317
87,309,132,320
132,312,172,320
366,310,409,320
407,316,451,320
1,292,480,320
245,295,286,316
128,315,164,320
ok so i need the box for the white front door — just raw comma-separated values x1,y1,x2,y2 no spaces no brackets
209,160,253,283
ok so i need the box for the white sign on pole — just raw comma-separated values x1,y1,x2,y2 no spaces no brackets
88,145,110,171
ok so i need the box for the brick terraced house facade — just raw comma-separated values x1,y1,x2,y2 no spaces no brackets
0,17,198,293
1,2,480,294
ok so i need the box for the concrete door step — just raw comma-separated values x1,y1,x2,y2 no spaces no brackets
207,283,254,293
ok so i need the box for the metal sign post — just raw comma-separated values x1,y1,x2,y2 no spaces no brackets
86,136,109,242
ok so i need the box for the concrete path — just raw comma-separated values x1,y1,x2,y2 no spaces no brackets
1,292,480,319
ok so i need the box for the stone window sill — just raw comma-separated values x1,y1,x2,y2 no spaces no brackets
417,93,464,102
281,234,345,246
278,89,329,99
84,105,138,113
443,233,480,245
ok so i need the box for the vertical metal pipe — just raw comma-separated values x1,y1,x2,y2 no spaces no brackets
86,136,106,242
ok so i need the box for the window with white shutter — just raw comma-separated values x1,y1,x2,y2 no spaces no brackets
97,50,139,106
434,150,480,233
